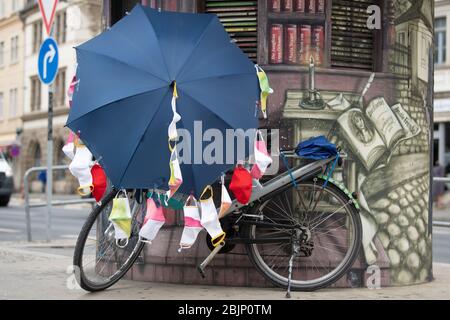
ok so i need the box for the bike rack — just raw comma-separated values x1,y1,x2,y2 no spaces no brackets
23,165,96,242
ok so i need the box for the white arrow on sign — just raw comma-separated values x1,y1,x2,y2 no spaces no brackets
43,44,56,80
38,0,59,35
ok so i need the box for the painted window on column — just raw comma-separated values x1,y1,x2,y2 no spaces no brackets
204,1,258,63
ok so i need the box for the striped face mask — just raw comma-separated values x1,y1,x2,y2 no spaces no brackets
139,196,165,244
250,130,273,180
166,82,183,200
166,147,183,200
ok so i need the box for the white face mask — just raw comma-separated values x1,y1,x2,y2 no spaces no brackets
179,196,203,251
218,175,232,218
139,197,165,244
62,142,75,160
199,186,225,246
69,145,93,195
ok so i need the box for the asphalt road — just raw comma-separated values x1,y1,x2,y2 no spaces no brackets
0,203,449,263
0,203,90,242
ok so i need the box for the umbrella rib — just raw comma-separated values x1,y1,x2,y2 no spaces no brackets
66,86,169,127
138,8,172,80
174,16,216,81
76,47,169,84
116,89,172,188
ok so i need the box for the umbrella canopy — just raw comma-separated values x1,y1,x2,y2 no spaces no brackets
67,4,260,196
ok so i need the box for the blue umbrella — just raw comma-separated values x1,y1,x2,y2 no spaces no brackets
66,4,259,196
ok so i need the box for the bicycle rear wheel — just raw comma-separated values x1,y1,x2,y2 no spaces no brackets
73,188,146,292
242,177,362,291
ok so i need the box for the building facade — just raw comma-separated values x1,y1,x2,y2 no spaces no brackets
434,0,450,171
19,0,102,192
0,0,25,188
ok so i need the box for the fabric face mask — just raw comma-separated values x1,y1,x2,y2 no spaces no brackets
69,144,93,196
229,164,253,205
179,195,203,251
91,164,107,202
109,194,132,246
139,197,165,244
200,185,225,247
218,175,232,218
255,65,273,119
166,148,183,200
250,131,273,180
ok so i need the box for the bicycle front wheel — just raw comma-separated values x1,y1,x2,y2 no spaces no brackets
242,177,362,291
73,188,146,292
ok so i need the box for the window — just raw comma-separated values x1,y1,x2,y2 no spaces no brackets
12,0,21,12
9,88,18,118
33,143,41,167
0,1,4,18
10,36,19,64
331,0,380,70
30,76,41,112
55,11,67,44
204,0,258,63
0,93,3,119
0,42,4,67
435,17,447,65
32,21,43,54
54,68,66,107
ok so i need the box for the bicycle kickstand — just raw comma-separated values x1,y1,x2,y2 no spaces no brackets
197,241,226,278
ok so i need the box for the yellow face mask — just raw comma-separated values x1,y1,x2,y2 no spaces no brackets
256,65,273,119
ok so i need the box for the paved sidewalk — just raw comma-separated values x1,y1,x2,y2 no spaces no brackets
0,240,450,300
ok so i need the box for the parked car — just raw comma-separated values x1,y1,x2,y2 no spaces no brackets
0,155,14,206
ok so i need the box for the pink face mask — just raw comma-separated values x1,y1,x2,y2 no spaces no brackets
139,197,165,244
250,131,273,180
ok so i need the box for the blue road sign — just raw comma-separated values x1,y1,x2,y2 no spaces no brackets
38,37,59,85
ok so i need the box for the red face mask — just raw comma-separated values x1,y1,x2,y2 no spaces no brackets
229,165,253,204
91,164,107,202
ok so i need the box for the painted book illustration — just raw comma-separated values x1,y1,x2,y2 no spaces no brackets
337,97,421,171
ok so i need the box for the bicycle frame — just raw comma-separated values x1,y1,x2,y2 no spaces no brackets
221,154,338,218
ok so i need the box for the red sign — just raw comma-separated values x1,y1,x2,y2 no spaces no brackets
38,0,59,36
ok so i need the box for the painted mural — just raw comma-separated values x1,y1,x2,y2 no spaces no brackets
114,0,434,287
277,0,434,285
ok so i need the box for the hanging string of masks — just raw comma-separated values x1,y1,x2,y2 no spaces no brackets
63,66,273,250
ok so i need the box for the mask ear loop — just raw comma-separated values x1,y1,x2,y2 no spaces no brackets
184,192,198,208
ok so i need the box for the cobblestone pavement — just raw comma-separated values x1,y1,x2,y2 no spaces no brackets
0,241,449,300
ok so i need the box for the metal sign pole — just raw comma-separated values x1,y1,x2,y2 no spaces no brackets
46,24,55,243
46,82,53,242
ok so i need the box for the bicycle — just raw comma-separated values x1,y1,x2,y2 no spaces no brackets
73,149,362,292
